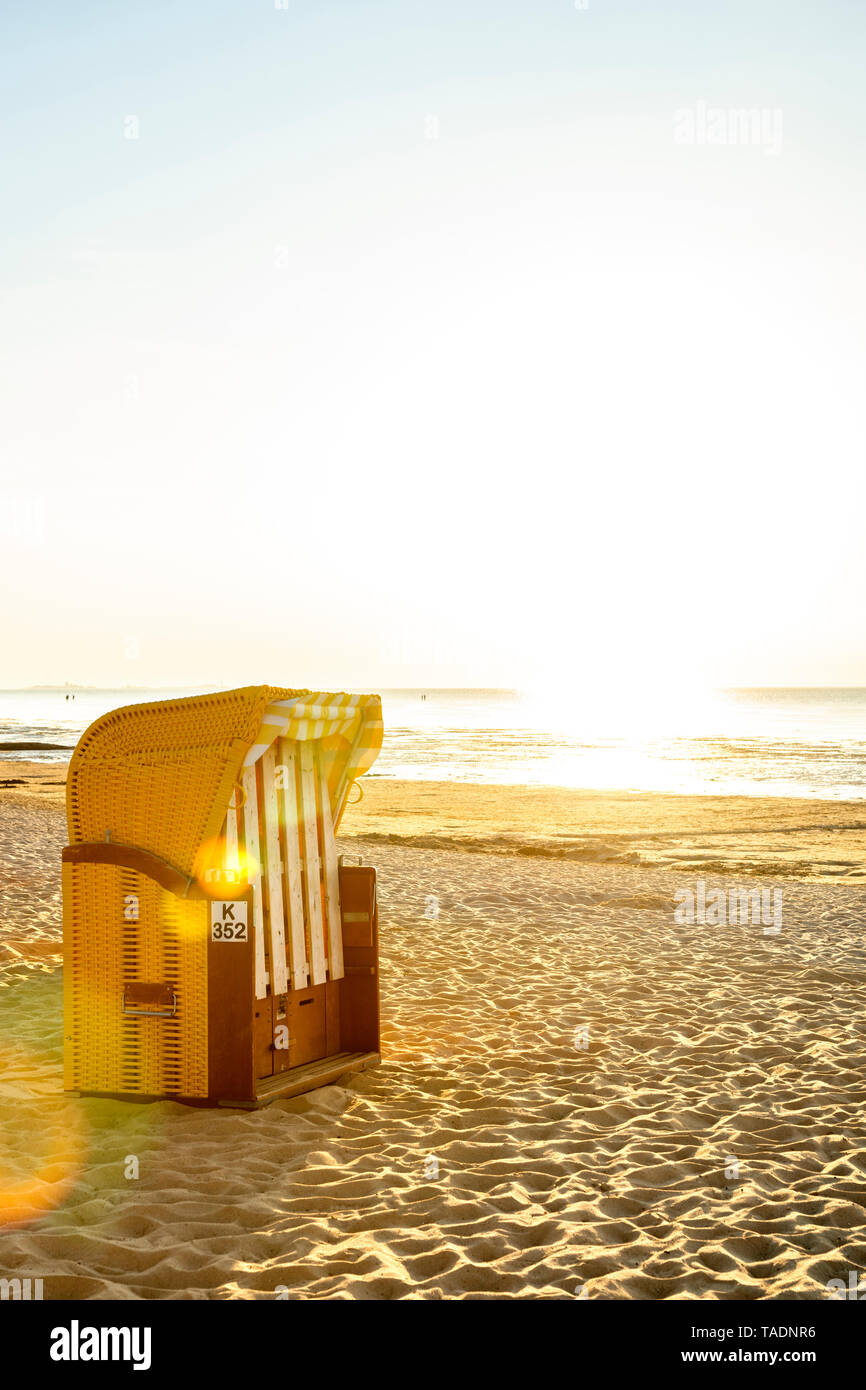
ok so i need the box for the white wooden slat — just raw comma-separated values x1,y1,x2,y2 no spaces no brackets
298,742,327,986
223,791,241,896
317,750,344,981
261,746,289,995
278,739,309,991
225,796,240,881
241,764,268,1000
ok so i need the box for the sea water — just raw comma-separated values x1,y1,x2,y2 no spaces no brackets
2,686,865,799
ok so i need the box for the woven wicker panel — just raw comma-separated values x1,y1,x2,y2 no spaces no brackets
65,862,122,1095
65,864,208,1097
66,686,306,876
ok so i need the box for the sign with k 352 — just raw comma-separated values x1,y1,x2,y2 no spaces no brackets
210,900,248,941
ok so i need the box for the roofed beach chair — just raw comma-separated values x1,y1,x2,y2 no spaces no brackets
62,686,383,1106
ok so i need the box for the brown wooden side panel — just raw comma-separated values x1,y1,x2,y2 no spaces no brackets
254,997,275,1080
326,977,341,1056
207,889,256,1103
272,991,291,1074
287,984,328,1066
338,866,380,1055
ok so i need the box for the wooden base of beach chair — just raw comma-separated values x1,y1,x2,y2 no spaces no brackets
69,1053,379,1109
216,1051,380,1109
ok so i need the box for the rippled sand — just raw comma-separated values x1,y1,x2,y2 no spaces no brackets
0,772,865,1298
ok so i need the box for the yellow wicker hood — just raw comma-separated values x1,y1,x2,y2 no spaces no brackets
66,685,383,876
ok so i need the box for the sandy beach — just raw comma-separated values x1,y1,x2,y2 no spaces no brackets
0,763,864,1299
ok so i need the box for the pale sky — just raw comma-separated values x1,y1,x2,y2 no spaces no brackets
2,1,865,692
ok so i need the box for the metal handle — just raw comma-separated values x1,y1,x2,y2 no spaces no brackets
122,993,177,1018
